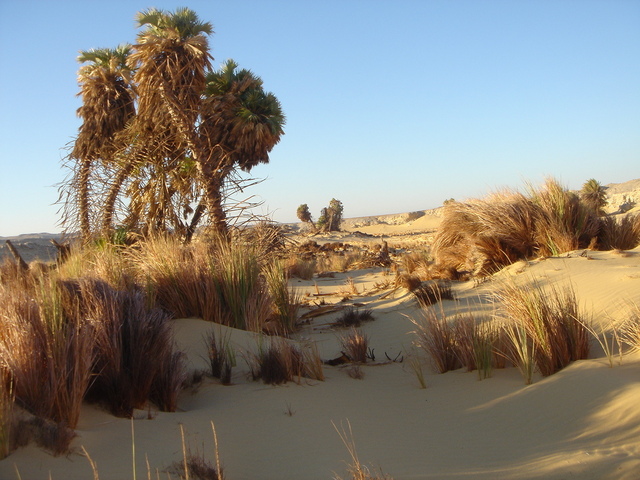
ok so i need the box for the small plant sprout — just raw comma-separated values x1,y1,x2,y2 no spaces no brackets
407,351,427,389
284,401,295,417
332,420,394,480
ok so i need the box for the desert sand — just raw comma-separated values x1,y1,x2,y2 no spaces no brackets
1,181,640,480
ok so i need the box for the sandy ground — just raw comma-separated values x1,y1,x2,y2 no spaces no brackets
2,181,640,479
2,248,640,479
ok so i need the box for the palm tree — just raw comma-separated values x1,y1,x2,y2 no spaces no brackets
63,9,285,240
101,7,213,236
581,179,608,216
69,45,135,240
194,59,285,236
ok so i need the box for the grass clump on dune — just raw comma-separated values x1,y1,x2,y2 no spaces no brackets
495,281,590,377
335,307,374,328
432,178,604,277
598,214,640,251
247,336,324,385
410,306,461,374
340,328,370,364
0,276,94,432
412,280,454,307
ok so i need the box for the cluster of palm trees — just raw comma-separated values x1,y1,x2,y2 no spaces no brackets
61,7,285,242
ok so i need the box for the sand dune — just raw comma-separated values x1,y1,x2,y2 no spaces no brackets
2,180,640,479
2,244,640,479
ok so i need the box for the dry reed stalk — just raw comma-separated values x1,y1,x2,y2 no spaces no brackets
0,376,14,459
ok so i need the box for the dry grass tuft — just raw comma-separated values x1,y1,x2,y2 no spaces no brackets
263,260,300,334
247,336,324,385
401,249,432,276
495,281,590,377
0,276,94,430
598,214,640,251
204,329,235,385
340,328,370,364
335,307,374,328
412,280,454,307
287,257,316,280
410,306,461,374
432,178,602,277
395,273,422,291
82,280,181,417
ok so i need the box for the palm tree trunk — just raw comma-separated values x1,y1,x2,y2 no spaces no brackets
158,81,230,237
185,202,206,243
77,158,92,241
207,176,228,237
102,161,135,235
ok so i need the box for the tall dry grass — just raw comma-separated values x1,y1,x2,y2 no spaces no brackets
212,240,264,330
81,279,181,417
410,306,461,374
495,281,590,377
130,235,216,320
0,276,94,431
247,336,324,385
263,260,300,334
0,231,303,458
598,214,640,251
527,178,600,256
453,314,499,380
433,178,602,276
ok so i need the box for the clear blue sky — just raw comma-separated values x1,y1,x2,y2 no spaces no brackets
0,0,638,236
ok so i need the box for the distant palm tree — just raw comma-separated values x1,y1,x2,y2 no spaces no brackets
580,179,608,216
70,45,135,240
195,59,285,236
101,7,213,236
